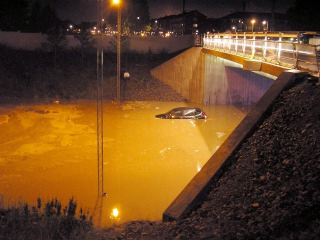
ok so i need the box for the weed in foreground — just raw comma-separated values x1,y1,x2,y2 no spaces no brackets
0,197,92,240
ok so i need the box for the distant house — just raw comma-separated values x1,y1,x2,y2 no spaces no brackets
219,12,289,32
152,11,290,36
153,10,207,35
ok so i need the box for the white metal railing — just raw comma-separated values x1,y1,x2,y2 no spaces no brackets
203,32,320,77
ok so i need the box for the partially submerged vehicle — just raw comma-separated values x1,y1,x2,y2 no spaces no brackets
155,107,207,119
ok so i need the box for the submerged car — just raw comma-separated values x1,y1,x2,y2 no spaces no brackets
155,107,207,119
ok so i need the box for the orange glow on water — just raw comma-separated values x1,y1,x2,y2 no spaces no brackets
0,100,248,227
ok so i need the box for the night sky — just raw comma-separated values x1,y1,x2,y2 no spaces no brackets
27,0,296,24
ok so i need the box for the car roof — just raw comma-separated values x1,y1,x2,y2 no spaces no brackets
170,107,201,111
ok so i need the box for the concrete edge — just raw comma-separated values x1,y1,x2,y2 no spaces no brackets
162,69,309,222
201,48,244,66
201,48,289,77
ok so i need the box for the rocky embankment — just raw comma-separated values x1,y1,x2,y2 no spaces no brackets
88,76,319,240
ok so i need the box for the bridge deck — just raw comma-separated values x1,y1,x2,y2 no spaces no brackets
203,32,320,78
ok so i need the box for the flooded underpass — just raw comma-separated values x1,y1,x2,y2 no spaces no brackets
0,100,249,227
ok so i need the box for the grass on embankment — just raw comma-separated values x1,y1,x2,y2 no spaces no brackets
0,197,92,240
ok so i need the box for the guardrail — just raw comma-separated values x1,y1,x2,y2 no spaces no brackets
203,32,320,77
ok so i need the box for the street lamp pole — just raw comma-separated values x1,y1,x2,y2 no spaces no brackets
96,0,104,199
263,20,269,32
251,19,256,33
114,0,121,102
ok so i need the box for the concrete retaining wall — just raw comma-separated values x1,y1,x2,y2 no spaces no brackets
151,47,205,104
0,31,47,51
151,47,277,105
0,31,194,53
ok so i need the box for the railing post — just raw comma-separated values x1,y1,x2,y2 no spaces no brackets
263,32,267,61
243,32,246,55
277,32,283,64
315,45,320,79
294,43,299,69
252,32,256,59
235,32,238,54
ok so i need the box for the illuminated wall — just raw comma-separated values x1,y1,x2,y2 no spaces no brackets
204,54,276,105
151,47,277,105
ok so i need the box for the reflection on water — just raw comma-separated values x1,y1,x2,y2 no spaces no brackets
0,100,249,227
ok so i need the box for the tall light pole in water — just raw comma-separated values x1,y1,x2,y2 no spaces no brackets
113,0,121,102
97,0,104,197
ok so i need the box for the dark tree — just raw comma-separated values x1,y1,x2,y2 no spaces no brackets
287,0,320,31
125,0,150,33
27,1,61,33
41,5,61,33
0,0,29,31
46,23,68,67
28,1,42,32
74,29,96,66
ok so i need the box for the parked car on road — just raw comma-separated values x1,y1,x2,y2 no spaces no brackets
155,107,207,119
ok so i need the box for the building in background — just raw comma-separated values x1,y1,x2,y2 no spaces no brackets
219,12,289,33
152,11,290,36
153,10,207,35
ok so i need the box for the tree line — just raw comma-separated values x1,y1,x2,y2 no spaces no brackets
0,0,59,33
0,0,151,34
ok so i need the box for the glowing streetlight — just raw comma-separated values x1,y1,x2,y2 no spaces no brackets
112,208,119,217
263,20,269,32
113,0,121,102
251,19,256,33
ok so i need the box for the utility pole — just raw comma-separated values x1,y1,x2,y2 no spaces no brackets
182,0,186,35
183,0,185,13
116,3,121,102
271,0,275,31
97,0,104,198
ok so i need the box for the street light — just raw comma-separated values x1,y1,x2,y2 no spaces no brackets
96,0,104,199
113,0,121,102
263,20,269,32
251,19,256,33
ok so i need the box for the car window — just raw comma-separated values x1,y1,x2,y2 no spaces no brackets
171,110,183,117
184,109,195,116
195,109,201,115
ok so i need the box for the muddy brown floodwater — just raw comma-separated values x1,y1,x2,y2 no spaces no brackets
0,100,249,227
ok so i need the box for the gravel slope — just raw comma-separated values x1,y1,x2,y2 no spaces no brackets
88,77,320,240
